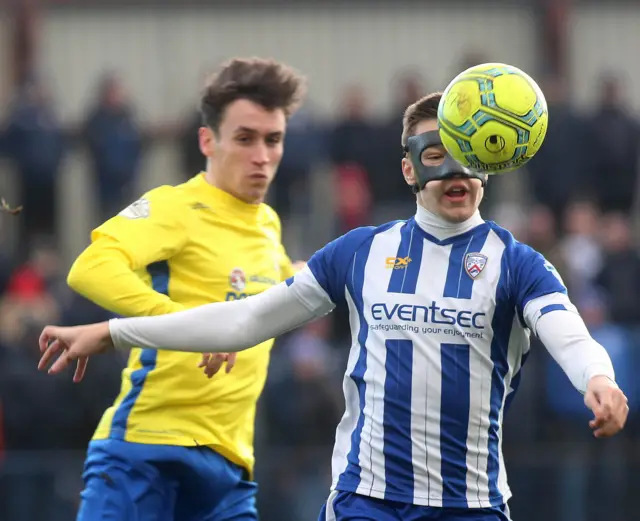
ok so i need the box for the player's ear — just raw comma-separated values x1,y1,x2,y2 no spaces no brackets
199,126,215,158
402,157,416,186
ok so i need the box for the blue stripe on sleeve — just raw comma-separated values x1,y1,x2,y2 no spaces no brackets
540,303,566,316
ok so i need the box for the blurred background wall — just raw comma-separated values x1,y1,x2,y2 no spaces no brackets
0,1,639,520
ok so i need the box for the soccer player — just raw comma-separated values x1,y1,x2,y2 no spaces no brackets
52,58,306,521
40,92,629,521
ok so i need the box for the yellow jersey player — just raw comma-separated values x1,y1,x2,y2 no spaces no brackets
64,58,306,521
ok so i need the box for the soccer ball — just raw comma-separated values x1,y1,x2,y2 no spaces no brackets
437,63,548,173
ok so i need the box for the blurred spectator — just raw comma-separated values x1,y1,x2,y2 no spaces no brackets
84,73,142,222
272,105,324,219
546,293,634,419
260,317,343,521
543,291,633,521
264,316,342,453
377,72,423,183
2,238,62,332
334,162,372,234
558,201,602,302
374,72,425,221
587,73,640,215
0,221,15,296
526,76,595,223
179,109,205,181
0,237,121,521
329,85,376,189
2,76,66,242
0,403,4,460
490,202,527,240
595,212,640,326
522,205,566,271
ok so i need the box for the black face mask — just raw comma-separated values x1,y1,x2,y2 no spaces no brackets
404,130,488,193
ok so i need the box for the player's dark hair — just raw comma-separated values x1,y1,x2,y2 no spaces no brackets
200,57,306,134
401,92,443,147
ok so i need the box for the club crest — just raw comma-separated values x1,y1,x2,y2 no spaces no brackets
465,253,488,279
229,268,247,291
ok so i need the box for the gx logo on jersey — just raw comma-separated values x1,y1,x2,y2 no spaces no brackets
386,256,412,270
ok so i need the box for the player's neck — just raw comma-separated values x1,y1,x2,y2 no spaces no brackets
415,203,484,240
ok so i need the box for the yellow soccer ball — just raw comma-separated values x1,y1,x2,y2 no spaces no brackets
438,63,548,173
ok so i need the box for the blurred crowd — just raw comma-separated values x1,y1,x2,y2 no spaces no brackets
0,65,639,521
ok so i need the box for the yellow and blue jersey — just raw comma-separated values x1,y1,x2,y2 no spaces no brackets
68,173,295,473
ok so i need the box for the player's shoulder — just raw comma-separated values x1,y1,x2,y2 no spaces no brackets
485,221,519,247
115,181,206,227
486,221,549,268
142,183,191,204
333,220,405,251
310,221,404,269
114,185,176,219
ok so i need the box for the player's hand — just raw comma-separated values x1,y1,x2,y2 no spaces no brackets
38,322,114,383
584,375,629,438
198,352,237,378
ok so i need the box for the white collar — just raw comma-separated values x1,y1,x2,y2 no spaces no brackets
414,203,485,241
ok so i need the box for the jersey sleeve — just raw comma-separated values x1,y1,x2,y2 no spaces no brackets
107,227,372,353
508,242,617,392
534,307,615,392
111,270,335,353
66,186,188,317
511,243,570,330
299,227,374,306
91,186,188,269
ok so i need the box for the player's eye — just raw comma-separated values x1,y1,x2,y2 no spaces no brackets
236,136,253,145
265,136,283,146
422,153,444,165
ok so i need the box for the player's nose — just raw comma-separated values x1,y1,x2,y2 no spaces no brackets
251,144,270,165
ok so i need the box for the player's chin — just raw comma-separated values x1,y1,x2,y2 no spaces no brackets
438,202,476,223
244,180,271,201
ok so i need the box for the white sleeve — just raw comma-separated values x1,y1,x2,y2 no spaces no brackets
524,292,616,393
108,266,336,352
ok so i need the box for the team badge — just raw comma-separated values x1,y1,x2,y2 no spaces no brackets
229,268,247,291
465,253,488,279
119,198,150,219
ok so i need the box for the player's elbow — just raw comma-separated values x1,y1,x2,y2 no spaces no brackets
66,241,130,295
66,250,94,293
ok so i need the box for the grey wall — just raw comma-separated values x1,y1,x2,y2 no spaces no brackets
40,5,539,124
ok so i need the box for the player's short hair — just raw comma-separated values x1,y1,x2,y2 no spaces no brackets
200,57,306,133
401,92,443,147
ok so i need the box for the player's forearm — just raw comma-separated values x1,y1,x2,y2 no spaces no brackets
67,244,184,317
108,281,331,352
535,310,616,393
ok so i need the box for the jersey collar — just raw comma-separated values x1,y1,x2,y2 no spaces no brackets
414,203,485,242
194,173,262,218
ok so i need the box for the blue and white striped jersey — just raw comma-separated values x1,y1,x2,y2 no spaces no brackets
288,217,567,508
